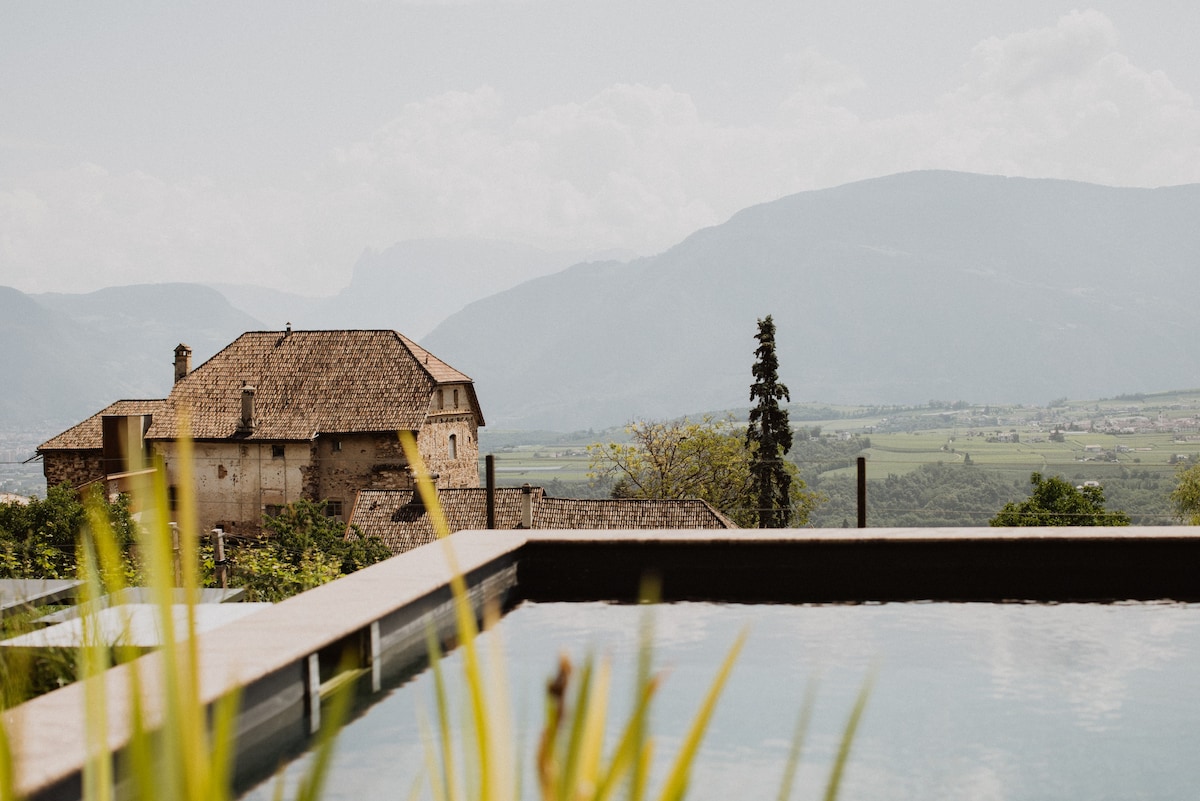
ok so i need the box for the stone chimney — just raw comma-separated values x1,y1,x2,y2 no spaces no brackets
240,384,256,431
173,344,192,383
520,483,534,529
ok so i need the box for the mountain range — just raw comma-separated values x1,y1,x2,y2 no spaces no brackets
4,170,1199,432
422,171,1200,429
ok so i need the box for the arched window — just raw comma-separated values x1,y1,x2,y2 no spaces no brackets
448,433,458,459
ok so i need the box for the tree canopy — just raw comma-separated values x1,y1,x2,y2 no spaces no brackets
227,499,392,601
0,484,135,579
747,315,793,528
1170,463,1200,525
989,472,1130,527
588,416,819,528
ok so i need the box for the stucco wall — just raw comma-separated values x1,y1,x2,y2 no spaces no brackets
157,441,310,536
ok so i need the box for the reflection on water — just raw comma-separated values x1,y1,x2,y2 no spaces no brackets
243,602,1200,800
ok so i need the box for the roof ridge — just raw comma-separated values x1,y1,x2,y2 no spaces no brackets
393,332,474,383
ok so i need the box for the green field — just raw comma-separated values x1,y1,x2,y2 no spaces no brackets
819,429,1200,482
483,445,594,486
479,389,1200,525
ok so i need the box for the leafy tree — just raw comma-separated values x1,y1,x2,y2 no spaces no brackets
807,463,1024,528
990,472,1130,527
262,498,391,575
790,434,871,477
1170,463,1200,524
0,484,135,579
224,545,343,602
747,315,793,528
587,416,819,528
223,499,391,601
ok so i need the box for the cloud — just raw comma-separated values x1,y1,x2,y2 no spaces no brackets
2,10,1198,294
918,9,1200,185
320,10,1200,260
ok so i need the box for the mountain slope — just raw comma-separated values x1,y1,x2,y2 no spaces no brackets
0,287,115,426
423,171,1200,430
307,238,604,338
8,284,263,427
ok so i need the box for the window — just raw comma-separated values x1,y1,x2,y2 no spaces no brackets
437,389,444,410
324,500,344,518
271,444,285,459
453,389,459,408
448,433,458,459
332,439,342,452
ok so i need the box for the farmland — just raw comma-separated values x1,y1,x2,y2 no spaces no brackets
480,389,1200,526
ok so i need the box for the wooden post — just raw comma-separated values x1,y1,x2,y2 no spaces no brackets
212,528,228,590
170,522,182,586
486,454,496,530
857,456,868,528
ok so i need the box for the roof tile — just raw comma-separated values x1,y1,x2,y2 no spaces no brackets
349,487,736,554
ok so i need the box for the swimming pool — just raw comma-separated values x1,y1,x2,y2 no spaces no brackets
242,598,1200,800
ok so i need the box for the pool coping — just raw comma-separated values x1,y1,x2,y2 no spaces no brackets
7,525,1200,799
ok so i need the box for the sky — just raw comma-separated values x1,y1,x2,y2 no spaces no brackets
3,1,1199,296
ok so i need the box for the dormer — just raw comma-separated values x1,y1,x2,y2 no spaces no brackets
431,383,470,415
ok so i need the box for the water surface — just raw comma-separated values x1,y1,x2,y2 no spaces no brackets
243,601,1200,800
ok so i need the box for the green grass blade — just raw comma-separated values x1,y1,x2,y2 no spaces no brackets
775,677,818,801
654,628,746,801
558,658,595,798
591,672,662,801
293,674,353,801
206,689,242,801
426,628,461,801
630,586,657,801
821,669,874,801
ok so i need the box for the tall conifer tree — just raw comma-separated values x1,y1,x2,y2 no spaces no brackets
747,315,793,527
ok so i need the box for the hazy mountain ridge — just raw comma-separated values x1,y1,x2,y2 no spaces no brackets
6,171,1200,432
5,284,262,427
423,171,1200,430
209,238,617,338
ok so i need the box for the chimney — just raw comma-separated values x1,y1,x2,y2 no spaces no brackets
240,384,256,431
173,344,192,383
519,483,533,529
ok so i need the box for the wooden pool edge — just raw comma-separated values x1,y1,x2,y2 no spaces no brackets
9,525,1200,800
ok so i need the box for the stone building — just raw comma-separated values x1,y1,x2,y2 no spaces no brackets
38,329,483,535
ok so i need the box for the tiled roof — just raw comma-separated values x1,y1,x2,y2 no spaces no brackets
348,487,540,553
39,400,167,451
348,487,736,554
536,497,737,529
145,330,482,440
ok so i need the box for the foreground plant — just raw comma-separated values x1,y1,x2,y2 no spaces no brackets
0,429,345,801
0,424,868,801
401,432,871,801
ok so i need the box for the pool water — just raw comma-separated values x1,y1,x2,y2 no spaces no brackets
241,600,1200,800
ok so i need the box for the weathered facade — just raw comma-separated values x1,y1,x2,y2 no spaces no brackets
38,330,484,535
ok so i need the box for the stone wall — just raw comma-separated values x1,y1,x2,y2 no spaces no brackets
42,450,105,490
313,433,413,518
420,415,480,488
